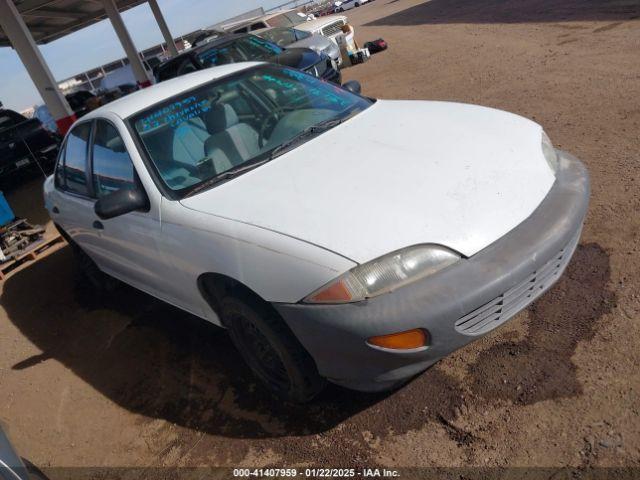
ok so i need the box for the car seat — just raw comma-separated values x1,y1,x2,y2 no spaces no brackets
203,104,260,173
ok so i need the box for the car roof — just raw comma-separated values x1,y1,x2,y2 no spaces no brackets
254,25,297,34
222,8,299,29
156,33,252,66
82,62,263,120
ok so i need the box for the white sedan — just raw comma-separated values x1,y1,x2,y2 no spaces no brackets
44,62,589,402
334,0,368,12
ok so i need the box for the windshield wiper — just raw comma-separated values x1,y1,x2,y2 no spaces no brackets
268,117,345,160
185,116,348,197
185,159,270,197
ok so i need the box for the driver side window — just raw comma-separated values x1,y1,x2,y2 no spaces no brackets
91,120,135,198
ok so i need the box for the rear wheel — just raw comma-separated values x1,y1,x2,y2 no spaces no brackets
222,291,325,403
57,226,117,292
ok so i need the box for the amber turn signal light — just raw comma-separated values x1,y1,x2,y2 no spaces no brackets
367,328,429,350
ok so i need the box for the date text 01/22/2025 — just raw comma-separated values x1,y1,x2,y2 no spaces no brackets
232,468,400,477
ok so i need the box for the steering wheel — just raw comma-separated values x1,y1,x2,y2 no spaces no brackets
258,111,281,148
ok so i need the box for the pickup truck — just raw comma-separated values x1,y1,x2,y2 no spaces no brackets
0,108,60,182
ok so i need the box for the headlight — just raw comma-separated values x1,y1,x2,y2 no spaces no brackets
541,131,559,174
303,245,461,304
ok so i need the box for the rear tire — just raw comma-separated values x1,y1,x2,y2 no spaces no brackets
72,243,116,291
57,226,117,292
222,291,325,403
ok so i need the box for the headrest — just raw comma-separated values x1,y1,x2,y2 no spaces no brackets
105,136,125,153
204,104,239,134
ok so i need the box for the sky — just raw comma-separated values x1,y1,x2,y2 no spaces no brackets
0,0,290,111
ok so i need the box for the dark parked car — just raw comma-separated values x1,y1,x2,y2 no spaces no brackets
154,33,341,84
190,28,227,47
65,90,96,118
0,109,60,182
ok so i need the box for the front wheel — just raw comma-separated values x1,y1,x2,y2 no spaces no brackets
223,292,325,403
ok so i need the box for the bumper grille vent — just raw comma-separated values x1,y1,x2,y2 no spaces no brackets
454,231,580,336
322,20,345,37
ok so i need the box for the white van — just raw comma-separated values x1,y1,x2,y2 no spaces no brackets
223,9,311,34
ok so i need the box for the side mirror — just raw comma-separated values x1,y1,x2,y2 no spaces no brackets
342,80,362,95
94,187,149,220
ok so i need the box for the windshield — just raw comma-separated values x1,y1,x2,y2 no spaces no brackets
259,27,311,46
197,36,283,67
130,65,372,197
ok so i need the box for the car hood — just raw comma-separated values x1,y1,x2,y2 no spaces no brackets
180,100,556,263
273,48,321,70
289,36,333,52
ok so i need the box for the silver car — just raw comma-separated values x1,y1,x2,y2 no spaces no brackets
255,26,342,66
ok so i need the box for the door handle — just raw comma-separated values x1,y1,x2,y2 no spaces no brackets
92,220,104,230
52,206,60,214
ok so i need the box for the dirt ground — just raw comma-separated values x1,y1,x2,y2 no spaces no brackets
1,0,639,476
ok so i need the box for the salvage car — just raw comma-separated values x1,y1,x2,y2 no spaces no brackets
256,27,342,66
153,34,340,84
44,63,589,402
0,108,59,182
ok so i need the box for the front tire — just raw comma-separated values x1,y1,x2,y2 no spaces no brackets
222,292,325,403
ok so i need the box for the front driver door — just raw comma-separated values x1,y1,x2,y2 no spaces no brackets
86,119,177,304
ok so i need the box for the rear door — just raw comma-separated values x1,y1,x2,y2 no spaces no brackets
48,121,100,254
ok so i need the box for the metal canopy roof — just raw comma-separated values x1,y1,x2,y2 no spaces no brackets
0,0,148,47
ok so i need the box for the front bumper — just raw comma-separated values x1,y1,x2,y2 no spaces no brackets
274,151,590,391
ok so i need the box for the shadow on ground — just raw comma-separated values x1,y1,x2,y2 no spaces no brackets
1,247,391,439
368,0,640,26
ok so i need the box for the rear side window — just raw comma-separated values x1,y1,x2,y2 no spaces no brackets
61,122,91,195
250,22,267,31
91,120,135,198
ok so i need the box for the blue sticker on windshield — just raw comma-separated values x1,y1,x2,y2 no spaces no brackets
137,96,211,132
260,70,350,109
248,36,280,53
